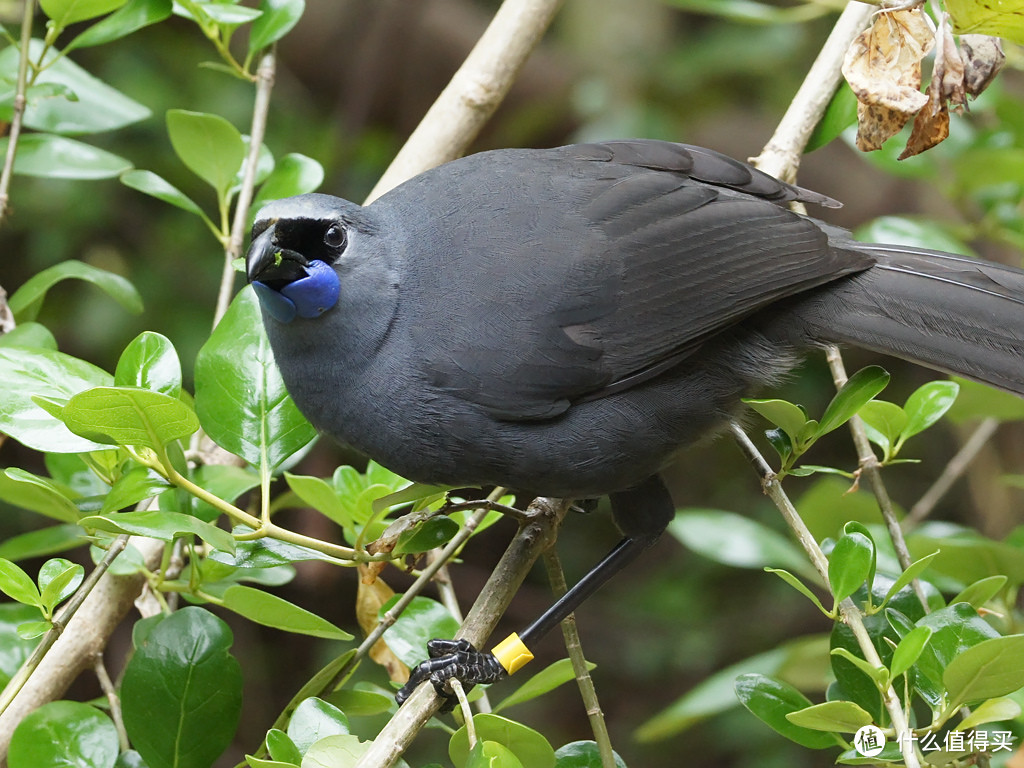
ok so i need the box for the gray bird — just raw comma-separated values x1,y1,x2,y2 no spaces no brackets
246,140,1024,706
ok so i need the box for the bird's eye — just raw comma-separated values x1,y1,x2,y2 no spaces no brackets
324,223,347,249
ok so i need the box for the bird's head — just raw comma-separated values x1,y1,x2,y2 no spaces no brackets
246,193,366,324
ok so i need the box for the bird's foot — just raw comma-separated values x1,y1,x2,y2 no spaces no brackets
395,639,506,712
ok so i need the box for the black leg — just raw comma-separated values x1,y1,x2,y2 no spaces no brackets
395,475,675,707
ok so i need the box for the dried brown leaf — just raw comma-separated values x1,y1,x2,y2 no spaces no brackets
356,563,410,683
842,8,935,151
961,34,1005,97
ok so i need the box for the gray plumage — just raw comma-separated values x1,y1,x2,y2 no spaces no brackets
247,140,1024,500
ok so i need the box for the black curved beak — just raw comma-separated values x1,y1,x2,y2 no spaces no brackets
246,225,310,288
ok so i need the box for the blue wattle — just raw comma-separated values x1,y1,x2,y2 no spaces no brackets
253,280,298,323
252,260,340,324
281,260,341,319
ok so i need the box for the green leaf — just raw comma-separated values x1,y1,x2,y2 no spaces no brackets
0,322,57,350
166,109,245,197
40,0,125,26
881,550,938,607
80,509,235,553
284,473,351,528
450,714,555,768
816,366,890,438
265,729,301,764
857,400,906,462
785,700,873,733
100,466,169,515
734,673,841,748
9,259,142,323
946,0,1024,43
0,133,132,179
0,604,41,689
248,0,305,54
220,585,352,639
194,287,316,470
0,559,42,606
0,525,85,561
66,0,172,50
287,697,350,753
120,169,208,218
115,332,182,397
901,380,959,441
16,621,52,640
947,377,1024,423
379,595,459,668
828,531,874,604
944,634,1024,707
493,658,595,713
302,735,370,767
889,625,932,680
951,575,1008,609
121,608,242,768
37,557,84,614
855,216,974,255
553,742,626,768
0,468,81,523
807,82,858,152
8,701,118,768
829,647,888,688
669,509,816,579
252,152,323,214
955,696,1022,731
743,398,808,445
59,386,199,450
393,516,459,555
322,686,393,717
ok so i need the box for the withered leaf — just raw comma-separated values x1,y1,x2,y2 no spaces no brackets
842,8,935,152
960,34,1005,96
356,563,410,683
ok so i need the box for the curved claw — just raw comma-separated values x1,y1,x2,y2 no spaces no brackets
396,639,506,712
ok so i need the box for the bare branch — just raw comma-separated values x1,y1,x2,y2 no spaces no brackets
0,0,38,222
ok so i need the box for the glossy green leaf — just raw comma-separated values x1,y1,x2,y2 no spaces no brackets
553,741,626,768
951,575,1008,609
120,169,208,219
493,658,595,713
80,509,235,553
8,701,118,768
0,524,85,561
881,550,938,607
40,0,125,25
121,608,242,768
889,625,932,680
764,568,829,615
323,686,395,717
0,322,57,350
829,647,888,687
166,109,245,197
450,714,555,768
734,673,841,748
393,516,459,555
0,133,131,182
183,2,262,24
38,558,84,613
946,0,1024,43
0,40,149,134
902,381,959,441
194,287,316,470
115,332,182,396
0,559,41,606
828,531,874,604
0,604,41,688
100,466,169,514
944,634,1024,706
59,386,199,449
285,473,351,528
743,398,808,444
816,366,890,438
857,400,906,461
265,729,301,764
9,259,142,323
248,0,305,53
0,468,81,523
252,152,323,213
955,696,1022,731
855,216,974,256
220,585,352,639
210,526,344,568
191,465,261,522
785,699,873,732
286,697,350,754
66,0,172,50
670,509,816,579
380,595,459,668
302,735,370,767
948,377,1024,423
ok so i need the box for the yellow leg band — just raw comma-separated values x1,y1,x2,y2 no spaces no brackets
491,633,534,675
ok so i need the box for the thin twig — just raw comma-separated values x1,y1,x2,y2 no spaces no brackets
213,51,276,328
904,417,999,529
0,0,37,222
825,347,930,612
730,423,921,768
543,548,616,768
365,0,565,203
92,653,128,751
353,497,572,768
